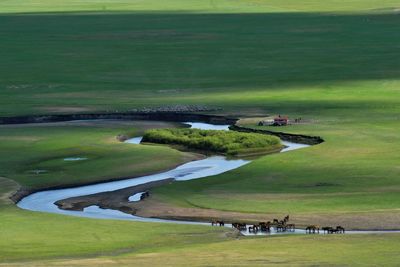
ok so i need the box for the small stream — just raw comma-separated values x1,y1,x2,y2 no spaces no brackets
17,122,398,235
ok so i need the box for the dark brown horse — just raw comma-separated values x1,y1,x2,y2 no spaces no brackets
248,224,259,233
322,226,345,234
211,220,225,227
258,222,271,232
286,223,295,232
232,222,247,231
322,226,333,234
335,226,345,234
283,215,290,223
306,225,320,234
276,223,287,232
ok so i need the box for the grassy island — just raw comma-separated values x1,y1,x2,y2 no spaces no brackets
142,128,282,156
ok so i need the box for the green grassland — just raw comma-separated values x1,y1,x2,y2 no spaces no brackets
0,121,232,262
0,207,231,262
45,234,400,266
0,8,399,117
142,128,282,155
153,120,400,217
1,0,400,265
0,121,192,190
0,0,399,14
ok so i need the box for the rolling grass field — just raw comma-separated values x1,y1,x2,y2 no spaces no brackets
0,121,191,190
0,0,399,14
0,121,231,263
0,6,399,117
0,0,400,265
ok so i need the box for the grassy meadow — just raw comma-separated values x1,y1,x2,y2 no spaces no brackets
0,121,191,190
0,0,400,265
0,0,399,14
29,234,400,267
0,121,232,262
0,7,399,116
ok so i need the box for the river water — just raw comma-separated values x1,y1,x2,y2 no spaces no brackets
17,122,398,235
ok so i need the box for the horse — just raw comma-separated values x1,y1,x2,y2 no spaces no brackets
272,219,280,225
286,223,295,232
336,226,345,234
248,225,259,233
232,222,247,231
276,224,287,232
322,226,345,234
283,215,290,223
322,226,333,234
258,222,270,232
306,225,320,234
211,220,225,227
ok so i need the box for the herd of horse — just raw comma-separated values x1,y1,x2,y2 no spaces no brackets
306,225,346,234
211,215,345,234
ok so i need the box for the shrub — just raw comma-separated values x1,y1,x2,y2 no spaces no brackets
142,128,282,155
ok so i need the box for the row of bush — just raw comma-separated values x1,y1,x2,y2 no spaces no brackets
142,128,282,155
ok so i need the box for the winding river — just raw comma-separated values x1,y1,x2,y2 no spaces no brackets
17,122,398,235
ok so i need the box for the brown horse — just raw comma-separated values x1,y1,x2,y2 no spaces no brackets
322,226,333,234
335,226,345,234
276,224,287,232
232,222,247,231
286,223,295,232
211,220,225,227
248,224,259,233
283,215,290,223
322,226,345,234
258,222,271,232
306,225,320,234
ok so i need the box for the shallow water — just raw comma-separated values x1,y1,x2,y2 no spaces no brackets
64,157,87,161
18,155,250,215
124,137,143,144
128,192,146,202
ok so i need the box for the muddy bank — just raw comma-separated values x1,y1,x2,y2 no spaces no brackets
0,177,20,205
55,185,400,230
55,179,174,214
0,111,237,126
133,199,400,230
229,125,324,145
0,111,324,146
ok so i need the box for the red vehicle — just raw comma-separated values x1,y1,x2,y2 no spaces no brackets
274,116,288,126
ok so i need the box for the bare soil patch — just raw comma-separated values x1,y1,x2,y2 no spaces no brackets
0,177,20,205
56,183,400,230
39,106,94,113
134,198,400,230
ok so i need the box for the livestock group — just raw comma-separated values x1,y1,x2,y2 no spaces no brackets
211,215,345,234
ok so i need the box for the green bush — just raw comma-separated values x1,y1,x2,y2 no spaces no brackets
142,129,282,155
